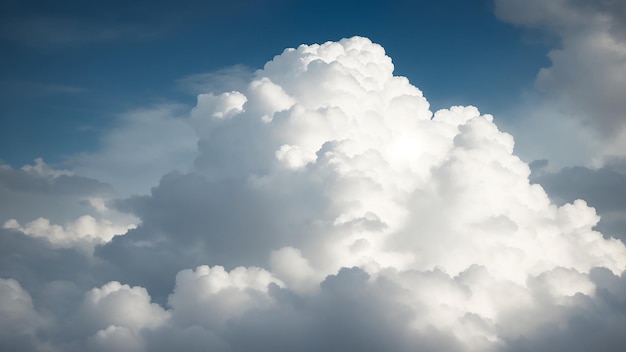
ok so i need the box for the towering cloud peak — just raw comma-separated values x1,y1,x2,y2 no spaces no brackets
3,36,626,352
189,36,626,282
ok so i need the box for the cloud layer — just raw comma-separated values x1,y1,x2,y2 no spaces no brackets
2,36,626,351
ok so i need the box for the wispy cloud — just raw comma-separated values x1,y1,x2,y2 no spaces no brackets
0,16,166,48
176,65,255,95
6,79,87,93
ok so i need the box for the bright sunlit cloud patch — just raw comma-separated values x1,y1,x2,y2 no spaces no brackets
2,36,626,352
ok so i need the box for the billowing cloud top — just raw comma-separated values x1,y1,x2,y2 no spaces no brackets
2,36,626,352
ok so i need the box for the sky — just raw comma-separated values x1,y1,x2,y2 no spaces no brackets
1,1,626,351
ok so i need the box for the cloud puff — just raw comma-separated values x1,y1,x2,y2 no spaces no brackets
183,36,625,282
168,265,282,328
81,281,169,332
0,278,41,350
2,36,626,351
494,0,626,164
530,159,626,242
3,215,134,253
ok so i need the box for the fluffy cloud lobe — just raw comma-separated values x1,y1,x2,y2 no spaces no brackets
2,36,626,351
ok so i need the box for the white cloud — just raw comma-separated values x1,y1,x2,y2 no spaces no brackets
1,158,138,253
270,247,319,291
81,281,169,332
0,158,138,250
86,325,145,352
3,36,626,351
494,0,626,165
168,265,283,328
0,278,42,350
187,36,625,285
0,278,40,336
190,91,248,139
125,36,626,348
3,215,135,254
20,157,71,178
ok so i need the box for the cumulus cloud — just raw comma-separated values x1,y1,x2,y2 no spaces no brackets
493,0,626,281
0,158,138,255
0,278,42,351
530,159,626,241
81,281,169,332
0,158,112,224
494,0,626,164
2,36,626,351
3,215,135,253
168,265,282,328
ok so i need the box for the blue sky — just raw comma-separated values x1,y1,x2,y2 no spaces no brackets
1,0,552,165
2,1,626,351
